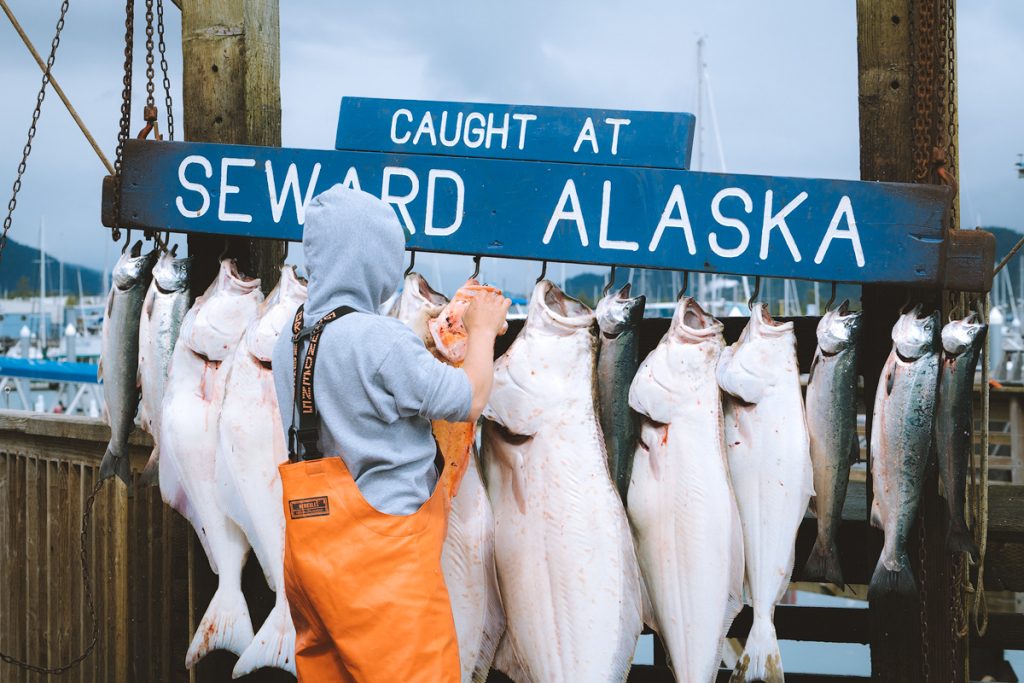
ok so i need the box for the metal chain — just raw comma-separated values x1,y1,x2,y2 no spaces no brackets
156,0,174,140
1,478,103,674
111,0,135,243
918,503,931,682
143,0,155,108
0,0,71,269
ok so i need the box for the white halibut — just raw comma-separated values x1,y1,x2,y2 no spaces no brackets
394,272,505,683
717,303,813,683
159,259,263,668
482,280,642,683
216,266,307,678
628,296,744,683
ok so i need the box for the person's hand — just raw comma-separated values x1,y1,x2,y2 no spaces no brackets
463,290,511,338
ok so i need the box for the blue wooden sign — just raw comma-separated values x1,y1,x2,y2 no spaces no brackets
335,97,695,170
105,139,955,287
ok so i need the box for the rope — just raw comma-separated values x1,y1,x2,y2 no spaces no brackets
994,234,1024,276
972,293,991,635
0,0,113,175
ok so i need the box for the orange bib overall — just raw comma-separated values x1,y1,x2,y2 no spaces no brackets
281,305,460,683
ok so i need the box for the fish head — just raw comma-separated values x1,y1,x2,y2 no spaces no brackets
429,279,505,364
596,283,646,339
892,305,940,360
669,295,723,345
181,259,264,361
246,266,308,363
151,250,191,294
396,273,448,330
941,312,987,356
112,241,158,291
816,300,863,355
528,279,594,336
716,303,795,403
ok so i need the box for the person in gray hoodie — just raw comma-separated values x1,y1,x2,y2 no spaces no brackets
271,183,508,682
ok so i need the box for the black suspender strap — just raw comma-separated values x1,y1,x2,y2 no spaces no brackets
288,303,356,461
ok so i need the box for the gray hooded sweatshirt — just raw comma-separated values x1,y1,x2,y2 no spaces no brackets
272,184,472,515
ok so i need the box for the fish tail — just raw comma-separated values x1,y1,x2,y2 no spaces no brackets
138,446,160,487
185,585,254,668
730,616,783,683
231,600,296,677
800,535,844,587
946,519,980,559
867,552,917,601
99,444,132,489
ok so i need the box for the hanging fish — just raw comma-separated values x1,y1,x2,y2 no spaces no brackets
215,266,307,677
482,280,642,683
718,303,813,683
800,301,862,587
98,241,158,485
396,272,505,683
596,283,646,502
137,249,191,485
160,259,263,667
936,313,986,557
868,305,940,599
628,296,743,683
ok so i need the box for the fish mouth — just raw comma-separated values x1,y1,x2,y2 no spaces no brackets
596,283,646,336
533,280,593,329
409,273,448,309
817,299,863,355
218,258,261,294
153,253,192,293
672,297,723,341
748,302,794,338
893,305,938,359
113,241,158,290
941,313,986,355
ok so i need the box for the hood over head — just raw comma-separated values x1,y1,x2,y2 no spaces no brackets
303,184,407,319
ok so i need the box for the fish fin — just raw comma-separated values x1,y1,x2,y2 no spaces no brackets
231,600,296,677
946,519,980,559
138,447,160,487
867,553,917,601
808,352,819,385
730,616,783,683
800,536,844,587
639,573,658,634
870,498,883,530
99,444,133,489
185,586,254,668
491,631,528,683
885,369,895,396
717,348,768,405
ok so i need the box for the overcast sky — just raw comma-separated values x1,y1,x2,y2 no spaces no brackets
1,1,1021,294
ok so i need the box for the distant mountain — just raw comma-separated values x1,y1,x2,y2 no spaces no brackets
1,237,105,298
565,226,1019,308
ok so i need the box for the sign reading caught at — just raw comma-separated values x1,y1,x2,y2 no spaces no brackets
107,137,951,286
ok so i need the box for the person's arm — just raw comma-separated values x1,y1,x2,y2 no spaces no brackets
461,291,511,421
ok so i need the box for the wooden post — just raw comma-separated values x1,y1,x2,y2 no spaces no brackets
181,0,285,297
857,1,966,681
180,2,287,681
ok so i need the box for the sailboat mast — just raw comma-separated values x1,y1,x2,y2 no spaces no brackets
39,216,46,351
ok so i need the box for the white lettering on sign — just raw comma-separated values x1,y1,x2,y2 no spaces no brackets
709,188,752,258
649,185,696,255
381,167,420,234
175,154,213,218
760,190,807,262
574,117,599,154
439,111,463,147
391,109,414,144
219,158,255,223
265,162,322,224
815,196,865,267
543,179,589,247
463,113,486,148
512,113,536,150
598,181,638,251
413,112,437,146
604,118,631,155
424,170,465,237
341,167,361,191
486,113,510,150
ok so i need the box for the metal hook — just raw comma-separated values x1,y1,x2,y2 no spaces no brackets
404,250,416,277
747,276,761,311
217,237,230,262
677,271,689,299
602,265,617,296
470,255,481,280
536,260,548,284
121,229,133,254
825,282,837,312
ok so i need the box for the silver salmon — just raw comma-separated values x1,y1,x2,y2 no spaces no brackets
138,249,191,485
99,241,158,485
936,314,985,557
868,305,940,600
596,283,646,502
800,301,862,587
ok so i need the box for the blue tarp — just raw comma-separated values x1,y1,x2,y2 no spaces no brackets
0,357,99,384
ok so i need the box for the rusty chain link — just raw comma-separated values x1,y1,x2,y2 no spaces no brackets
111,0,135,243
156,0,174,141
918,505,931,682
0,0,70,270
143,0,155,108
